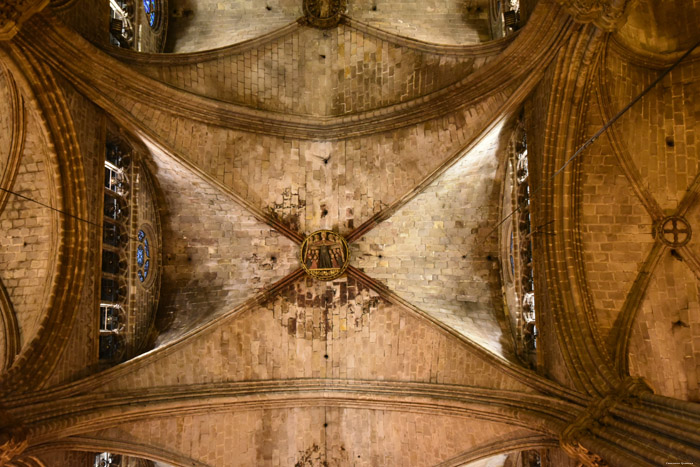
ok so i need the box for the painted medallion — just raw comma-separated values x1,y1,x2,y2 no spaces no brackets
303,0,347,28
300,230,349,281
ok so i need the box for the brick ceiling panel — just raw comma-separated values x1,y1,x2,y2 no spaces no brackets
603,51,700,212
148,146,300,346
347,0,493,45
350,122,513,359
134,24,484,117
615,0,700,55
578,96,656,354
627,253,700,402
90,409,535,467
134,95,504,237
99,274,531,393
0,109,58,354
34,450,94,467
167,0,302,53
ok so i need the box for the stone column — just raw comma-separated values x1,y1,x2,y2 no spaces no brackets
561,378,700,466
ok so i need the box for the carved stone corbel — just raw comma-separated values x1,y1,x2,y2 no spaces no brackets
0,427,28,467
569,443,609,467
0,0,49,41
555,0,636,31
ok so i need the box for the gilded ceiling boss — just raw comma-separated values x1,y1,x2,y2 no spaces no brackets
301,230,349,280
303,0,347,28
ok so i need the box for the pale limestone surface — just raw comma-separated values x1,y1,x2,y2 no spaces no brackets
352,123,512,358
135,24,484,116
99,275,531,392
348,0,492,45
92,410,535,467
148,144,300,346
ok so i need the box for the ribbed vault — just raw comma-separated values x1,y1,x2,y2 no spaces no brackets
2,0,700,466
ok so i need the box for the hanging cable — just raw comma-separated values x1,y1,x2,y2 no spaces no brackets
479,38,700,246
0,185,143,243
0,185,102,229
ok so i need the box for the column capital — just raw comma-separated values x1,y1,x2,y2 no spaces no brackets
0,427,28,467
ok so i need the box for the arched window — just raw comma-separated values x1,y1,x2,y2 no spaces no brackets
501,124,537,367
99,139,132,363
514,134,536,354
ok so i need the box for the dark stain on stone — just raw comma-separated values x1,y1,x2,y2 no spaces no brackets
274,277,381,341
294,444,327,467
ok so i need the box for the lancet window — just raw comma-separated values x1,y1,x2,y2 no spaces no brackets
501,124,537,367
98,139,132,362
109,0,135,48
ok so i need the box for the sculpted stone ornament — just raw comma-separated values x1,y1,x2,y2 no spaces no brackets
0,0,49,41
570,443,609,467
300,230,349,281
555,0,635,31
303,0,347,29
656,216,692,247
0,429,28,467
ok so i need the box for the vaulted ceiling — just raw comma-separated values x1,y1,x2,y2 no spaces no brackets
1,0,700,466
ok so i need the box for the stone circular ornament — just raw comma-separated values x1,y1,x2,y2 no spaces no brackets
656,216,692,247
300,230,350,281
303,0,347,28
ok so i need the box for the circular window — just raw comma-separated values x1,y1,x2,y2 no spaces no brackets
136,225,156,287
143,0,160,29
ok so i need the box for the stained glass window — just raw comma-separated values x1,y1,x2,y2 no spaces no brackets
143,0,157,28
136,228,152,283
137,245,145,267
509,232,515,277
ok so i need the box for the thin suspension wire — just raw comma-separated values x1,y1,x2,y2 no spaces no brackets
480,38,700,246
0,185,102,229
0,185,142,242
